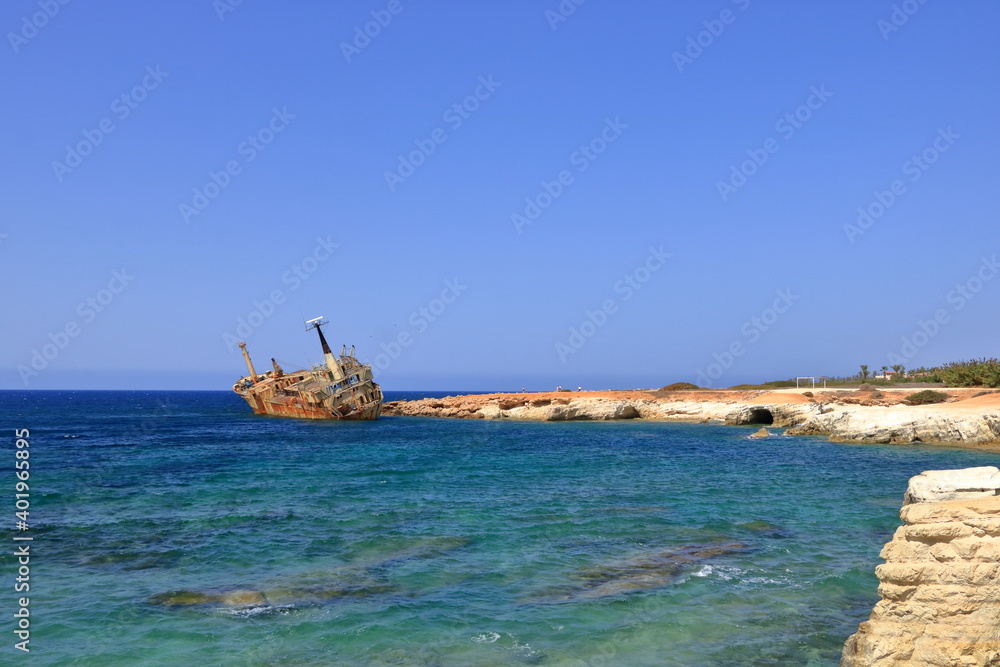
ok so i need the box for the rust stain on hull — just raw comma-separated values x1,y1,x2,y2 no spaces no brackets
233,318,382,421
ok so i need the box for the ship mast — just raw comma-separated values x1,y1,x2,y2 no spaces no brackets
238,341,258,384
305,317,346,384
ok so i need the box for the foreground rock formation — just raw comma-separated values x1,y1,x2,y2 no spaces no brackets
383,389,1000,448
841,467,1000,666
904,467,1000,505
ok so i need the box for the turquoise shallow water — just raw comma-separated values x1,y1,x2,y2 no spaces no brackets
4,390,1000,666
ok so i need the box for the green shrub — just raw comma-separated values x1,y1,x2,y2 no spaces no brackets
905,390,949,405
659,382,700,391
938,358,1000,387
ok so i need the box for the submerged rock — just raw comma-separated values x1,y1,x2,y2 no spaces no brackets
737,520,790,538
353,535,473,569
149,580,395,610
532,542,747,603
149,536,471,612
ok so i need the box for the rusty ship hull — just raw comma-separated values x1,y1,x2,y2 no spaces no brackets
233,319,383,421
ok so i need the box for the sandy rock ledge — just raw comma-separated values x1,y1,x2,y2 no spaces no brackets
841,468,1000,666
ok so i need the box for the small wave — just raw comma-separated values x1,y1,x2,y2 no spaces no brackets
697,564,793,588
471,633,544,662
673,564,716,585
505,635,544,662
217,604,294,618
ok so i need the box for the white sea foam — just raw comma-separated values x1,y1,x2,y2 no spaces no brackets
217,604,293,618
471,631,500,644
701,564,792,588
507,636,542,660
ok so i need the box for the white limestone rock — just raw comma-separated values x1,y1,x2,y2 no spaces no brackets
904,467,1000,506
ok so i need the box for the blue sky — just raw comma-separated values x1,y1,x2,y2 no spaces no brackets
2,0,998,391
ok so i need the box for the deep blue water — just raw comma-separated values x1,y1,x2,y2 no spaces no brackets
3,390,1000,666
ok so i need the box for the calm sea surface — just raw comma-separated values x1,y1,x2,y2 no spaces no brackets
3,390,999,666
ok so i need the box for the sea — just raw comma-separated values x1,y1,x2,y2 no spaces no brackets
3,389,1000,666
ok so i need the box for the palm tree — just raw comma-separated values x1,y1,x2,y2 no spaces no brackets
891,364,905,380
860,365,870,380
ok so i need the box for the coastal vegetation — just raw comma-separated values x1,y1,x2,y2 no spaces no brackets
938,358,1000,388
728,380,797,390
904,390,949,405
724,357,997,391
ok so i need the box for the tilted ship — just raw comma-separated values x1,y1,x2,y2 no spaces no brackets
233,317,383,420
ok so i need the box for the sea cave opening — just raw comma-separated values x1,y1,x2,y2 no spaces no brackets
748,408,774,425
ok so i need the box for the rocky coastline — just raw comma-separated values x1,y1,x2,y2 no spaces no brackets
842,467,1000,665
383,388,1000,449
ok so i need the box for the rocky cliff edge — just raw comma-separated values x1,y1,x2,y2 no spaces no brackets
842,466,1000,666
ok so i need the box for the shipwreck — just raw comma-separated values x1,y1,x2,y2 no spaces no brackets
233,317,383,420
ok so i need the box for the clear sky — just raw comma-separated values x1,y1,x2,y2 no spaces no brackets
2,0,998,391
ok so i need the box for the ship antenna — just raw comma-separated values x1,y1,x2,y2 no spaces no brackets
305,316,332,355
306,316,347,384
